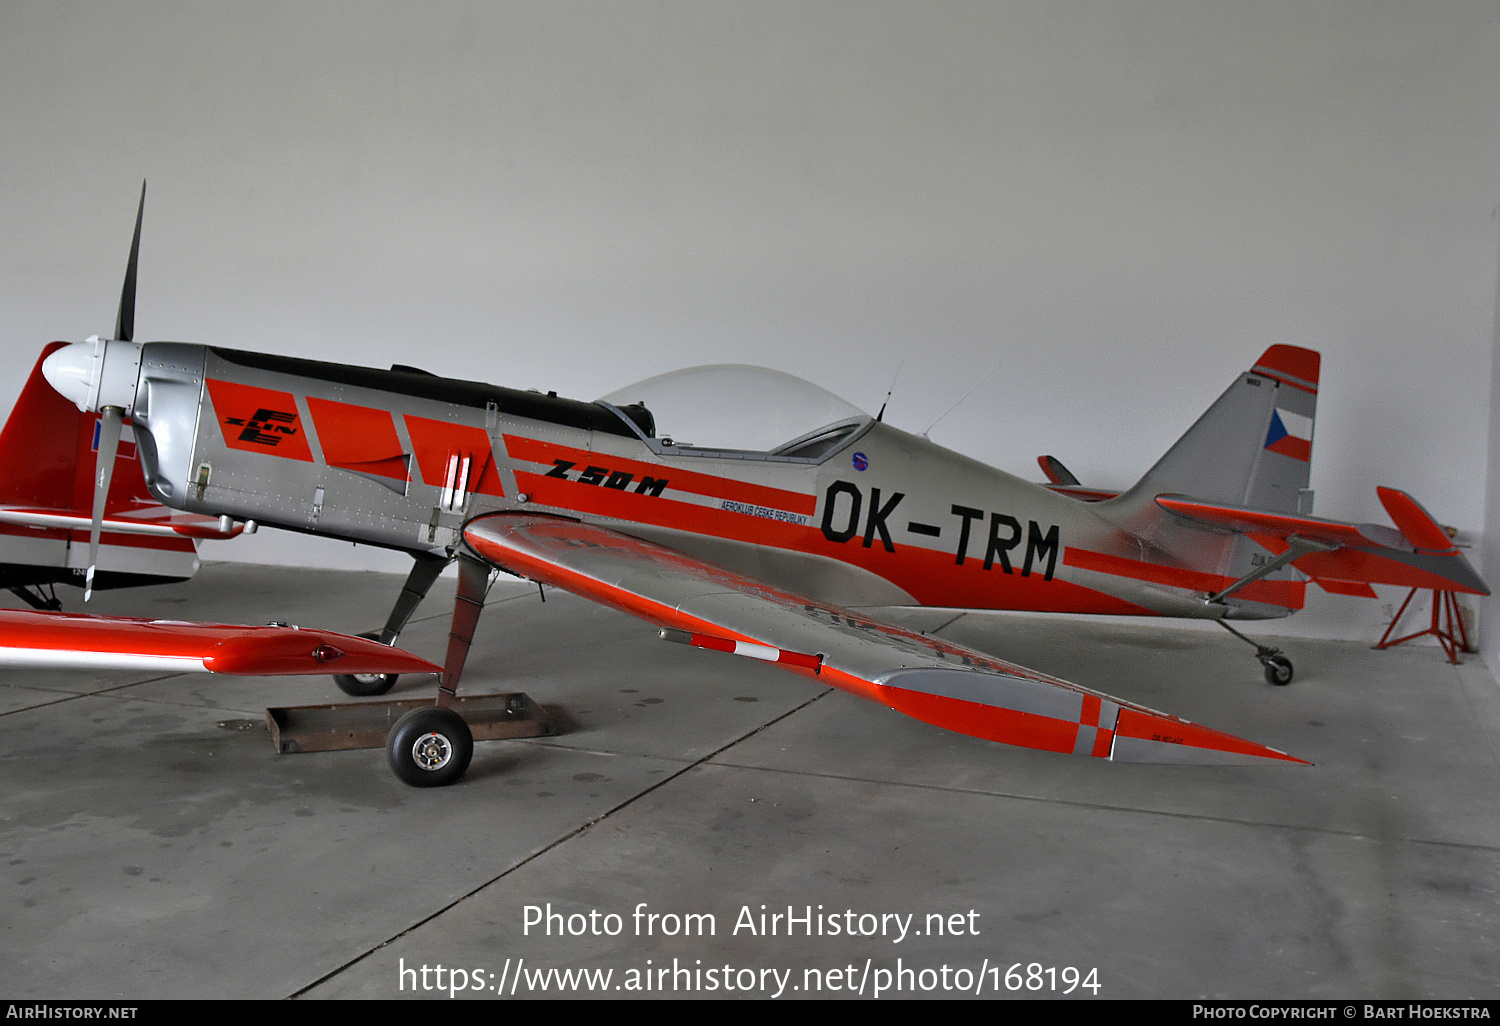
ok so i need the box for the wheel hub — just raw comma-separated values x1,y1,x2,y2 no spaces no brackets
411,732,453,770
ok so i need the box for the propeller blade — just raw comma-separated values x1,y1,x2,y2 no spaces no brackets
114,181,145,344
85,407,124,601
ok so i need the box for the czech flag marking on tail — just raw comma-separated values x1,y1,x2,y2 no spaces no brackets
1265,407,1312,461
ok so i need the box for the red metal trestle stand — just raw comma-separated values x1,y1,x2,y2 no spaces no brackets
1374,588,1473,664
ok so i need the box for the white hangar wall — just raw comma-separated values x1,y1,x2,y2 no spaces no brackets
1484,247,1500,681
0,2,1496,645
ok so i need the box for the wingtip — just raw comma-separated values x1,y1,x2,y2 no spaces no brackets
872,668,1309,767
1111,708,1310,766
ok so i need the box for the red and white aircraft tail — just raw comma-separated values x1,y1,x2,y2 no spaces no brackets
1095,345,1485,615
0,342,240,608
1121,344,1319,516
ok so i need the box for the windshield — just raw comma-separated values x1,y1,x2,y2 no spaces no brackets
599,365,870,456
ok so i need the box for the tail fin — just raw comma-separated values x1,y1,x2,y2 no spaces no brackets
0,343,203,596
1115,345,1319,516
1093,347,1487,616
1097,346,1321,617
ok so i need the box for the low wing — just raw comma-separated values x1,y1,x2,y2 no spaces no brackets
0,609,440,676
464,512,1306,766
1156,488,1489,598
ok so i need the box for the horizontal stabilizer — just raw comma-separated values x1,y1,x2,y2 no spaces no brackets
1156,491,1488,597
1037,455,1080,486
1156,495,1378,548
1376,487,1457,553
1036,455,1118,501
0,609,441,676
465,512,1307,767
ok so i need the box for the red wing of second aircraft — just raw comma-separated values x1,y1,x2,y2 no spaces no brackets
0,609,441,677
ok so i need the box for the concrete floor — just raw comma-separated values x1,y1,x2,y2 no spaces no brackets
2,562,1497,1000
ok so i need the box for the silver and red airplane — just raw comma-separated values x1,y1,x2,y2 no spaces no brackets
8,189,1488,785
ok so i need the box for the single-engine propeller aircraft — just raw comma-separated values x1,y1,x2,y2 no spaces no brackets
10,188,1489,785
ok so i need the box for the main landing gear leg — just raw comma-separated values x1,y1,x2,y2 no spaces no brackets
1216,619,1294,686
332,552,450,697
386,554,489,787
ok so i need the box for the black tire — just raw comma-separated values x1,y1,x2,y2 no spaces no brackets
333,631,399,696
387,706,474,787
1263,655,1294,687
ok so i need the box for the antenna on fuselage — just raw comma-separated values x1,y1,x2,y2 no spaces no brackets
875,359,904,422
920,362,1002,439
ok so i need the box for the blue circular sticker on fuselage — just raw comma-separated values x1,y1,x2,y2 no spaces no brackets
852,452,868,471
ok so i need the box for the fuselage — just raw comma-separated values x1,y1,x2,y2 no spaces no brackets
72,341,1300,621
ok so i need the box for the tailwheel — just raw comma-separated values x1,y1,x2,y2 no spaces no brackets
333,631,399,696
387,706,473,787
1216,619,1295,686
1261,654,1294,687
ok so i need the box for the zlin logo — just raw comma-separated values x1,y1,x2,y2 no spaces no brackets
225,408,299,447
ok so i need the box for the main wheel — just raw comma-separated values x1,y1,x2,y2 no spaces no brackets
387,706,474,787
333,631,399,696
1262,654,1294,687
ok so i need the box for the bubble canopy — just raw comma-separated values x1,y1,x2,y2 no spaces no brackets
599,364,871,460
